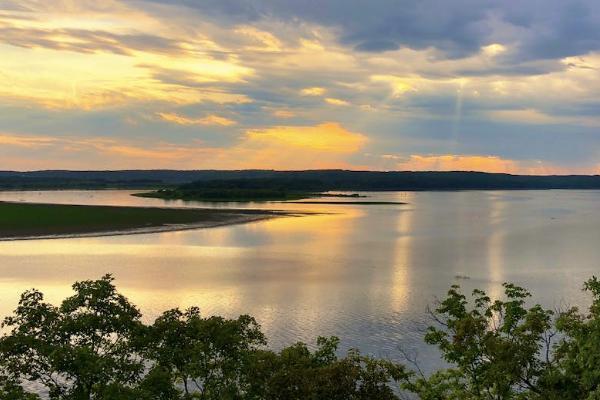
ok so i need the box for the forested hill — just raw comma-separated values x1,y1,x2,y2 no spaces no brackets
2,169,600,190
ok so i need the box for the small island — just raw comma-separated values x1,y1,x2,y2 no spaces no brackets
0,201,291,240
133,178,399,203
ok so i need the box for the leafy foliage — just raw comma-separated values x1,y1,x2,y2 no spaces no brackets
244,336,407,399
0,275,144,399
1,275,600,399
539,277,600,399
405,279,600,399
145,307,266,398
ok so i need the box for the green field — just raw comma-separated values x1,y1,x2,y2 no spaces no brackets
0,202,279,239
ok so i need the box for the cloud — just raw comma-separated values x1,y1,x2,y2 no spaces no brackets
0,132,213,169
506,2,600,61
257,106,298,119
268,108,296,118
2,0,600,172
234,26,282,52
0,5,254,110
0,43,253,109
140,0,494,58
141,0,600,62
157,112,236,126
300,87,326,96
370,75,416,97
394,154,521,173
0,123,367,170
0,133,57,147
387,154,596,175
488,109,600,127
3,129,600,174
0,26,188,56
324,98,350,106
245,122,366,153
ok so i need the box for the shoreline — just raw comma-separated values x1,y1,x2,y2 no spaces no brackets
0,201,304,241
0,214,290,242
282,200,405,205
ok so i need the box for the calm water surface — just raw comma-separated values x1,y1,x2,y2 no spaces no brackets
1,189,599,371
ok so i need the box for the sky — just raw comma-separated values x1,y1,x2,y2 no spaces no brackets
1,0,599,173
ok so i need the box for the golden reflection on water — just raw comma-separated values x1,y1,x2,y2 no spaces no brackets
0,204,368,340
237,208,364,340
0,239,246,257
486,193,507,300
389,192,415,314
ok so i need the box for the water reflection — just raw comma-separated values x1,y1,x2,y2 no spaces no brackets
1,189,600,368
486,192,507,300
390,192,414,315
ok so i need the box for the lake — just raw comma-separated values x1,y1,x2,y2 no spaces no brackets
1,189,599,372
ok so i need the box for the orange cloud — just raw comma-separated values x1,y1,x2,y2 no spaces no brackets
157,112,236,126
245,122,367,153
0,123,368,170
395,154,519,173
2,129,599,173
0,133,57,148
386,154,595,175
272,109,296,118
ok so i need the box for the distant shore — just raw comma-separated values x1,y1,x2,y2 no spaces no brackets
133,189,365,203
0,201,295,241
4,170,600,192
283,200,405,205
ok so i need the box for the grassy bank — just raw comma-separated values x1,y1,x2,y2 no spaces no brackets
0,202,283,239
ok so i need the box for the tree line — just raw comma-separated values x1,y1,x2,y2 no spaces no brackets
1,274,599,399
5,170,600,191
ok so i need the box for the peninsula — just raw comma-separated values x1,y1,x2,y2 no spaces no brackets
0,202,291,240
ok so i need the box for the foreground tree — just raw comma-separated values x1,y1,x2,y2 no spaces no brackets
244,336,407,400
405,278,600,399
0,372,39,400
404,282,554,398
2,274,600,399
539,277,600,399
145,307,266,399
0,275,144,399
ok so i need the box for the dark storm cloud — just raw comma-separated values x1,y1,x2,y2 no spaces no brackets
142,0,493,58
141,0,600,61
503,1,600,61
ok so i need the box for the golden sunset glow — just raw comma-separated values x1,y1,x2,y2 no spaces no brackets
300,87,326,96
245,123,367,153
0,0,598,172
395,155,522,173
324,98,351,106
157,112,237,126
